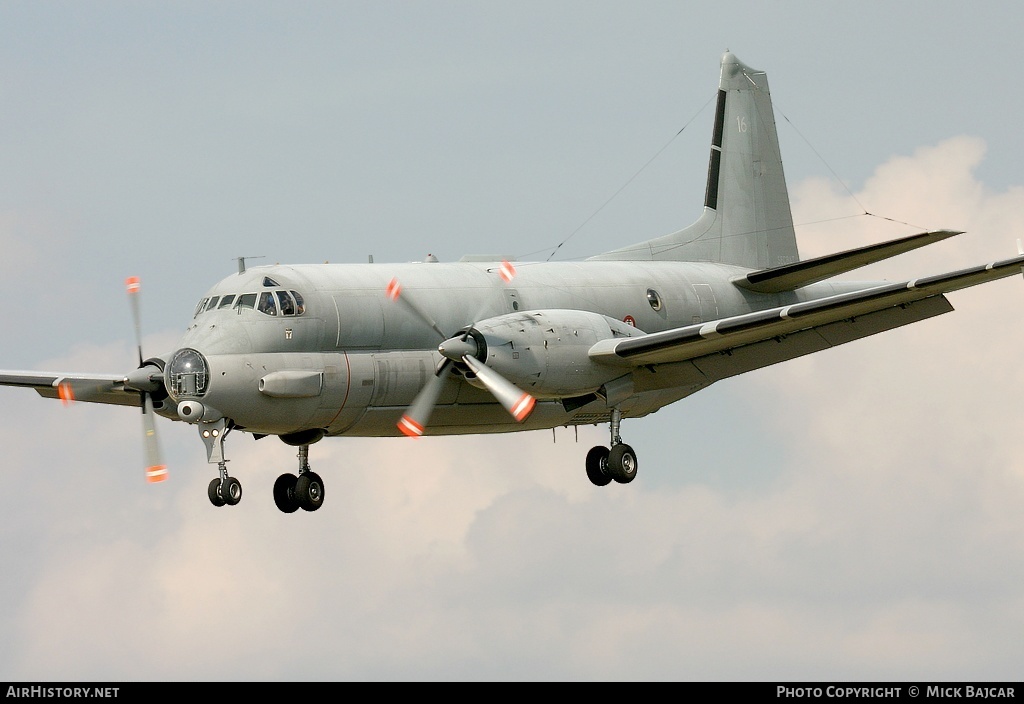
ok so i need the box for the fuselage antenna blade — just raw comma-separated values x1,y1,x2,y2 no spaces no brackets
235,255,265,274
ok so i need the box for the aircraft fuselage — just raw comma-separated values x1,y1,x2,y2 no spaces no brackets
168,260,866,438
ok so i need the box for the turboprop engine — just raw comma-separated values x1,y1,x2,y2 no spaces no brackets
443,309,642,398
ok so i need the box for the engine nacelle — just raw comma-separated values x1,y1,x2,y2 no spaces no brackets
468,309,642,397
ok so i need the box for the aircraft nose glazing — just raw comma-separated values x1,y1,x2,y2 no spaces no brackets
167,347,210,399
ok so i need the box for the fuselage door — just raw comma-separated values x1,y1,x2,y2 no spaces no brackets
691,283,719,324
333,294,385,349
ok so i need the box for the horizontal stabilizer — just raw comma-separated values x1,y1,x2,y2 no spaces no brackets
734,230,962,293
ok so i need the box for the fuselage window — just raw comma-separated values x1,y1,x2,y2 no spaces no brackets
647,288,663,312
194,298,209,318
205,296,220,312
277,290,296,316
235,293,257,310
218,295,236,309
291,291,305,315
258,291,278,316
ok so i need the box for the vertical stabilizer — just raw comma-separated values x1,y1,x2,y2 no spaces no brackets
590,52,799,268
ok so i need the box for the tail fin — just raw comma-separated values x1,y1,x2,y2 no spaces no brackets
590,52,799,268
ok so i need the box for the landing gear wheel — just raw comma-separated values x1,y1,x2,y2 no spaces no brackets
586,446,612,487
208,478,226,507
222,476,242,506
295,472,325,512
608,443,638,484
273,473,300,514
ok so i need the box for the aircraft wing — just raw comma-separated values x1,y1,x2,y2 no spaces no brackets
589,253,1024,376
0,371,140,407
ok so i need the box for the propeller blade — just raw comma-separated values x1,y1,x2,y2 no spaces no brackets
397,360,453,437
463,260,520,330
461,355,535,422
142,393,167,483
125,276,167,483
58,381,75,406
125,276,144,367
386,278,447,340
394,261,521,435
498,259,516,283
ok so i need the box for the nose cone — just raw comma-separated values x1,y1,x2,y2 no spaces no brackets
438,335,478,361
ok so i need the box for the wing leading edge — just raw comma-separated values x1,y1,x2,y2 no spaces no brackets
0,371,139,407
590,253,1024,372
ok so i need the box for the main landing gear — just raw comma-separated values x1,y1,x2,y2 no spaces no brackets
198,420,325,513
585,408,638,487
273,444,325,513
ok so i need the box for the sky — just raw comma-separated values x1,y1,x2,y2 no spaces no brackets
1,0,1024,682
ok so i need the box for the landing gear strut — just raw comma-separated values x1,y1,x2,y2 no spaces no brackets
273,444,325,513
585,408,638,486
200,419,244,507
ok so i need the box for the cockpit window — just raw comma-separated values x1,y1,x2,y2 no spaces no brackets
263,276,281,287
226,290,304,316
193,298,209,318
205,296,220,312
258,291,278,316
235,293,257,310
276,290,295,316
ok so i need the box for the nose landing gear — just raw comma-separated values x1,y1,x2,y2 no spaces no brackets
585,408,638,487
199,419,244,507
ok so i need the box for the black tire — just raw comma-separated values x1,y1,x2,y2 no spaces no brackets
222,477,242,506
273,473,300,514
585,446,612,487
608,443,638,484
208,478,226,507
295,472,325,512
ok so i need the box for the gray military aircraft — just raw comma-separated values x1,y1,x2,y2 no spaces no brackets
3,51,1022,513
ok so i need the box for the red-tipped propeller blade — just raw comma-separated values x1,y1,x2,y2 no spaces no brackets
397,360,454,437
126,275,167,483
58,381,75,406
498,260,516,283
393,259,527,435
142,394,167,483
126,276,144,367
461,355,535,422
386,277,447,340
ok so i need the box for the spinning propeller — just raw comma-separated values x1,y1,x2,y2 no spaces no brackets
122,276,168,483
387,261,535,437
